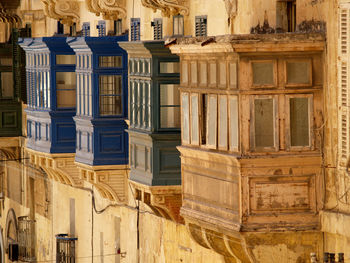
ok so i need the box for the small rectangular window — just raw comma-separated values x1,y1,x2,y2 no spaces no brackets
57,21,64,34
56,72,76,108
99,56,122,68
173,15,184,36
99,75,122,116
181,93,190,144
252,61,275,86
82,22,90,37
160,84,180,128
97,20,106,37
195,16,207,37
252,97,277,150
56,55,76,65
131,18,140,41
286,60,312,86
114,19,122,35
153,18,163,40
159,62,180,74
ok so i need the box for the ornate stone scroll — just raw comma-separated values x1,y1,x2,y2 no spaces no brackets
41,0,79,26
86,0,126,20
141,0,189,17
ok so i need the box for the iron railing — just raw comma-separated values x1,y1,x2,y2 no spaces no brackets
18,216,35,262
56,234,77,263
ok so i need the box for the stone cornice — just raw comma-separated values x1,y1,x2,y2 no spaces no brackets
86,0,126,20
141,0,189,17
41,0,79,26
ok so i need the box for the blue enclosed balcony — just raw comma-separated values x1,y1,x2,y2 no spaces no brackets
19,37,76,153
68,35,129,166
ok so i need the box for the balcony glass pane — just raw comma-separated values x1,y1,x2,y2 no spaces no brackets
1,72,13,97
99,56,122,68
99,75,122,116
159,62,180,74
254,98,274,147
290,97,309,146
56,72,76,108
252,62,274,85
160,84,180,128
0,57,12,66
287,61,310,84
56,55,76,65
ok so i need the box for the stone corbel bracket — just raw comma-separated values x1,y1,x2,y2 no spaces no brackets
130,181,184,224
41,0,79,26
77,163,128,203
186,222,255,263
86,0,126,20
26,149,82,187
141,0,189,17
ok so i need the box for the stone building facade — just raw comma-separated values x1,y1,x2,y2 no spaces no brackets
0,0,347,262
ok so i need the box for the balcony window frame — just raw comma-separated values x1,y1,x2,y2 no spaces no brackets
284,59,313,88
250,59,278,88
173,15,184,37
250,95,279,152
285,94,314,151
158,82,181,130
98,74,123,117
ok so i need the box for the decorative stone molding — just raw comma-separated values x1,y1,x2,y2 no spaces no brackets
26,149,82,187
130,181,184,224
86,0,126,20
141,0,189,17
20,9,45,24
41,0,79,26
77,163,128,203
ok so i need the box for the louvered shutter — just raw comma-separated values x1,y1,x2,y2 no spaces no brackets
339,5,350,167
153,19,163,40
82,23,90,37
131,18,140,41
97,20,106,37
195,16,207,37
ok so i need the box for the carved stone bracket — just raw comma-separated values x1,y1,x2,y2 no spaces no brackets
77,163,128,203
41,0,79,26
130,181,184,224
20,10,46,24
86,0,126,20
186,222,254,263
26,149,82,187
141,0,189,17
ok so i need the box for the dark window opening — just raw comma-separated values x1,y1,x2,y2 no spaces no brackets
57,21,64,34
114,19,122,35
276,0,296,32
201,94,207,144
70,23,76,37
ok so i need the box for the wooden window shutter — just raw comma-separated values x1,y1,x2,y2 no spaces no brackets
195,16,207,37
153,19,163,40
131,18,140,41
338,5,350,167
